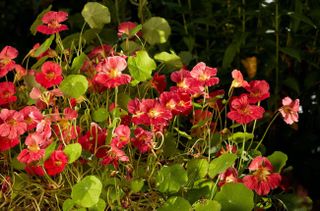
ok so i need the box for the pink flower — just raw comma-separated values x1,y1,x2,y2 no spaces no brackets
170,68,203,96
111,125,131,149
227,94,265,124
0,46,18,78
245,80,270,103
139,99,172,126
20,106,43,131
218,167,241,187
35,61,63,89
101,146,129,169
17,133,47,164
118,21,141,38
13,64,27,80
0,109,27,140
243,156,281,195
0,137,19,152
190,62,219,87
127,98,149,125
131,127,154,153
279,97,300,125
44,150,68,176
0,82,17,106
36,11,68,35
94,56,131,88
231,69,249,88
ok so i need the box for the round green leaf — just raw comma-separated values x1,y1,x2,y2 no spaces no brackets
267,151,288,173
63,143,82,164
81,2,111,29
156,164,188,193
187,159,209,181
59,74,88,98
71,53,87,73
158,196,191,211
154,51,183,69
88,198,106,211
71,175,102,208
208,153,237,179
130,179,144,193
214,183,254,211
142,17,171,45
128,50,156,82
92,108,109,123
228,132,254,143
62,199,75,211
193,200,221,211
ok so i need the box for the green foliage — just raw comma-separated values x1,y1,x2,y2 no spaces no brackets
187,159,209,181
192,200,221,211
158,196,191,211
29,5,52,35
63,143,82,164
228,132,254,143
71,176,103,208
92,108,109,123
59,74,88,98
142,17,171,45
214,183,254,211
33,35,55,57
208,153,237,179
268,151,288,173
81,2,111,29
128,50,156,82
71,53,87,73
156,164,188,193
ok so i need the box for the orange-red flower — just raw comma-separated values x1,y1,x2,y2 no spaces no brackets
190,62,219,87
35,61,63,89
231,69,249,88
0,136,19,152
0,82,17,106
17,133,47,164
44,150,68,176
36,11,68,35
227,94,265,124
131,127,154,153
243,156,281,195
245,80,270,103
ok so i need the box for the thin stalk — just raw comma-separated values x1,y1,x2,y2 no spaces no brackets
255,112,280,151
238,124,247,171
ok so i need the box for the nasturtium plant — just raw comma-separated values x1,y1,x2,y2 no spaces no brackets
158,196,191,211
156,164,188,193
63,143,82,164
187,158,209,181
59,74,88,98
81,2,110,29
128,50,156,82
71,176,103,208
267,151,288,173
142,17,171,45
192,199,221,211
208,153,237,179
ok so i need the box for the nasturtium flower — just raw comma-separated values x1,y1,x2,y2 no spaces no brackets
279,97,300,125
20,106,43,131
0,137,19,152
245,80,270,103
151,73,166,94
243,156,281,195
94,56,131,89
231,69,249,88
0,109,27,140
118,21,141,38
218,167,241,187
44,150,68,176
190,62,219,87
101,145,129,169
227,94,265,124
170,68,203,96
0,82,17,106
17,133,47,164
35,61,63,89
36,11,68,35
25,165,45,176
111,125,131,149
131,127,154,153
0,46,18,78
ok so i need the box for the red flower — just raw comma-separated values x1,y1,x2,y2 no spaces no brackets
0,109,27,140
245,80,270,103
131,127,154,153
0,82,17,105
101,146,129,169
279,97,300,125
78,123,107,158
142,99,172,126
35,61,63,89
111,125,131,149
170,68,203,96
151,73,167,94
218,167,241,187
25,165,45,176
29,43,56,59
13,64,27,80
118,21,141,38
0,46,18,78
216,144,237,157
94,56,131,88
17,133,47,164
227,94,265,124
44,150,68,176
231,69,249,88
243,156,281,195
128,98,149,125
0,136,19,152
87,44,114,62
190,62,219,87
36,11,68,35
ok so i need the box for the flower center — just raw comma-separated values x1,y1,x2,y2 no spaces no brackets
253,167,270,181
109,69,120,78
48,20,61,29
46,71,56,80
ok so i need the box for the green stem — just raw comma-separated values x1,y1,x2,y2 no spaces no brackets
254,112,280,151
238,124,247,171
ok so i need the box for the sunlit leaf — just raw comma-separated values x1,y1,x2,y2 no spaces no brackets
267,151,288,173
59,74,88,98
156,164,188,193
208,153,237,178
81,2,111,29
158,196,191,211
142,17,171,45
